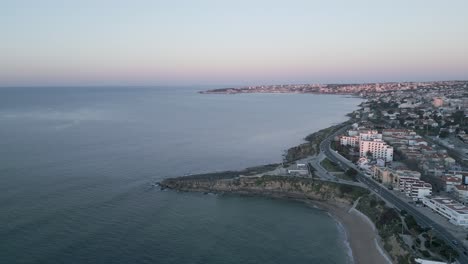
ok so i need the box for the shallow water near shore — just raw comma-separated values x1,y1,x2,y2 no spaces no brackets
0,87,362,264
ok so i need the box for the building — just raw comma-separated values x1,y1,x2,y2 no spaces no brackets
432,97,444,107
441,175,462,192
340,129,382,148
372,166,395,184
415,258,453,264
373,167,422,186
382,129,415,137
422,196,468,227
360,139,394,162
399,177,432,200
340,135,359,147
455,185,468,204
359,130,382,141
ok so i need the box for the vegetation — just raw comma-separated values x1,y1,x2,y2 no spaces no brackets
344,168,359,181
284,123,350,163
166,163,280,181
356,193,459,263
320,158,343,172
162,173,369,205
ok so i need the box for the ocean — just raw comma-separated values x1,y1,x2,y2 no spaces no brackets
0,87,363,264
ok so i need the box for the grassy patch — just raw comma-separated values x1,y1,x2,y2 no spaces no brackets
320,158,343,172
335,173,353,181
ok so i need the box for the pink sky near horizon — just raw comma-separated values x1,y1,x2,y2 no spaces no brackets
1,0,468,86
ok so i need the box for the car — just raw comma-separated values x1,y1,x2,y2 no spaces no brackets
452,240,459,246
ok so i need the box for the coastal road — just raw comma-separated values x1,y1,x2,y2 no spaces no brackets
320,125,468,263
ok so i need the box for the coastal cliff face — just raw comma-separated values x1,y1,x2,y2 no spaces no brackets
160,175,368,204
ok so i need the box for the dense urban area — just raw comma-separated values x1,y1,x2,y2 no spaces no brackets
307,80,468,264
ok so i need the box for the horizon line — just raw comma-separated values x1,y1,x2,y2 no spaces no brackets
1,79,467,89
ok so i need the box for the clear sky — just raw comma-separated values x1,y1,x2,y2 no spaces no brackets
1,0,468,86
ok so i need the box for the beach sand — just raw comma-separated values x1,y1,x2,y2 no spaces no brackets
312,201,392,264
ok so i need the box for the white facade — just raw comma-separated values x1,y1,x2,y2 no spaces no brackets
415,258,451,264
340,136,359,147
398,177,432,200
455,185,468,204
359,130,382,141
422,197,468,227
359,139,394,162
340,130,382,148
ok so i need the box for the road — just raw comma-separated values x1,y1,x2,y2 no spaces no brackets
320,124,468,263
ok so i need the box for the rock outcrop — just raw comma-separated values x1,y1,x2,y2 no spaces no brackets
161,175,368,204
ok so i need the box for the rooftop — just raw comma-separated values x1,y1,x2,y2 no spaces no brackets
430,197,468,214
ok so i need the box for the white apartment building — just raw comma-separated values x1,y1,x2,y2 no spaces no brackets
359,130,382,141
360,139,394,162
340,136,359,147
398,177,432,200
382,129,415,137
422,196,468,227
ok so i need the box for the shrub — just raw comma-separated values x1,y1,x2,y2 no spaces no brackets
420,250,431,258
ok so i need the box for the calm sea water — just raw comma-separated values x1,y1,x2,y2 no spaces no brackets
0,87,363,264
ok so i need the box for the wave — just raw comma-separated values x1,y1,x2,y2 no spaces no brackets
328,212,354,264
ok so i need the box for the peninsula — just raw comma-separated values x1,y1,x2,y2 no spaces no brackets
160,126,398,264
163,80,468,264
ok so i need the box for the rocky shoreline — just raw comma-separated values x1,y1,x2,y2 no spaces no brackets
160,174,368,204
159,117,396,263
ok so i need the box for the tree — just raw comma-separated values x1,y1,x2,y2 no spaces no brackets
345,168,358,181
439,130,449,138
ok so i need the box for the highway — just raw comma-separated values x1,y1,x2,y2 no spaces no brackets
320,124,468,263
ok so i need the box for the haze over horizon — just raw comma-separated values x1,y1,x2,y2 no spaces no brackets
1,0,468,87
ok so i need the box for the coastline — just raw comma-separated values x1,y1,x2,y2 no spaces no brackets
161,173,390,263
311,200,391,264
160,98,392,263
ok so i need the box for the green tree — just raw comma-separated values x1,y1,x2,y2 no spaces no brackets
345,168,358,181
439,130,450,138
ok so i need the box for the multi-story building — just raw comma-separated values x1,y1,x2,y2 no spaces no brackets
359,130,382,141
382,129,415,137
340,136,359,147
340,130,382,148
455,185,468,204
372,167,423,188
360,139,394,162
422,196,468,227
372,166,395,184
441,175,462,192
399,177,432,200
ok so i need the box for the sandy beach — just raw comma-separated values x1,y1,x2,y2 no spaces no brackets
312,201,392,264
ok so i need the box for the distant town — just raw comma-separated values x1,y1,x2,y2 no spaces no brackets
201,80,468,96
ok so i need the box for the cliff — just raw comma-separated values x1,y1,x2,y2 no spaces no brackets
284,123,345,163
160,175,368,204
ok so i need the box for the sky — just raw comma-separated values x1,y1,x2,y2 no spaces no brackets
1,0,468,86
